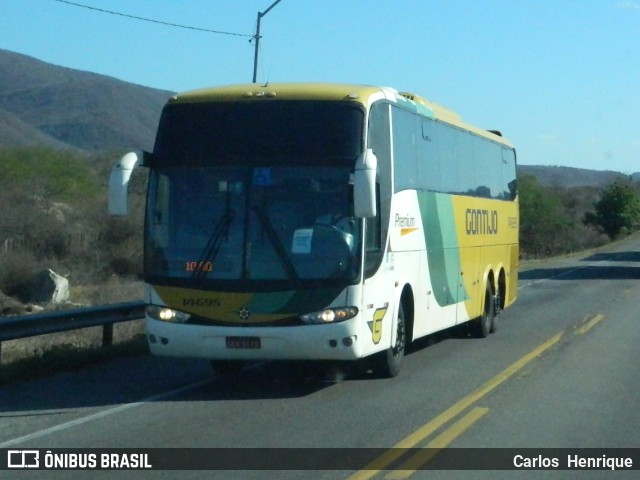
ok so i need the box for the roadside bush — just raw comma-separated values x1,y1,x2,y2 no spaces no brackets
518,175,615,258
0,251,42,294
0,147,98,202
0,147,144,306
583,179,640,239
518,175,571,257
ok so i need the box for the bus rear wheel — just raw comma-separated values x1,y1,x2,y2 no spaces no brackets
472,283,495,338
374,303,406,378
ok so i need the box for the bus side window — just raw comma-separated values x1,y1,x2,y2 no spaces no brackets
366,102,391,278
364,184,382,276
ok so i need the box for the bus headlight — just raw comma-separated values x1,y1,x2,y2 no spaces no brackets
146,305,191,323
300,307,358,324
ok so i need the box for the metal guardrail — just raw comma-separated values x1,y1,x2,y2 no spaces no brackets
0,301,146,366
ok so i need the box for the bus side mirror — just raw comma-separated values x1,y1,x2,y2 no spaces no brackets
354,148,377,218
108,151,143,216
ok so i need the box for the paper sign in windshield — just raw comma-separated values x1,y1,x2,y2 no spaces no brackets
292,229,313,254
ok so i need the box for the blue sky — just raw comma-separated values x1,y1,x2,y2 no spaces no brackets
2,0,639,173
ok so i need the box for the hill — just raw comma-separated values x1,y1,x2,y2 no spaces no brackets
0,49,173,152
517,165,634,188
0,107,76,150
0,48,638,186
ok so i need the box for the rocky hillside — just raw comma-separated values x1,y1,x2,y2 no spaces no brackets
0,49,173,153
0,48,638,187
518,165,635,188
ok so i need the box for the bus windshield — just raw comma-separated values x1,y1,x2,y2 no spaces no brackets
145,101,364,289
153,101,364,166
145,165,361,288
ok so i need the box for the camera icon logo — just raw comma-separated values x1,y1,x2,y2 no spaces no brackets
7,450,40,468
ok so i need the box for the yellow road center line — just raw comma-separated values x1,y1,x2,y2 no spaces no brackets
384,407,490,480
576,314,605,335
345,331,563,480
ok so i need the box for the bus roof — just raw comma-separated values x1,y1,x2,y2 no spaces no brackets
169,83,513,147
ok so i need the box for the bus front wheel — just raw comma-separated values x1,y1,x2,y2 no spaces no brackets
374,303,406,378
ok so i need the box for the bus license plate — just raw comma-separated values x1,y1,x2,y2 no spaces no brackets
226,336,261,349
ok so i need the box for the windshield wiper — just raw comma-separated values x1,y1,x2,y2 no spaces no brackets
192,209,234,280
252,205,300,284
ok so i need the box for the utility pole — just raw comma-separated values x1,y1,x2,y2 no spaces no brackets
252,0,282,83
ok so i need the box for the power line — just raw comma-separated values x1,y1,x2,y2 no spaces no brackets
53,0,253,38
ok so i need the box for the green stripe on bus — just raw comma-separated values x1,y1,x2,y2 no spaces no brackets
418,191,468,306
247,287,343,314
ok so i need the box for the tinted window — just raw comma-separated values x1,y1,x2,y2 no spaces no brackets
365,102,393,277
145,165,360,286
154,101,364,166
392,106,516,200
392,109,419,190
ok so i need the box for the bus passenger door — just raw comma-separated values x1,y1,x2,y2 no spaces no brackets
361,214,396,353
362,263,396,352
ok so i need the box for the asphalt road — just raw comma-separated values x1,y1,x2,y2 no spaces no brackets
2,235,640,479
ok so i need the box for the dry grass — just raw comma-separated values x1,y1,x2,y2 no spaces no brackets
1,318,146,363
70,276,145,306
0,320,148,384
0,277,147,383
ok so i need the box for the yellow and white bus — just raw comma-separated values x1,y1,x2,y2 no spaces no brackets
109,83,518,377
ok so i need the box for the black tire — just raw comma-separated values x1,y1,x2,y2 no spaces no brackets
375,303,406,378
489,302,498,334
472,283,495,338
210,360,246,375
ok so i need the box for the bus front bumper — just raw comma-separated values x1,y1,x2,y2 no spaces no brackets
146,317,366,361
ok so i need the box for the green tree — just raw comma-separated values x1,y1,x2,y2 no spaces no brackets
0,147,97,202
583,179,640,239
518,175,571,256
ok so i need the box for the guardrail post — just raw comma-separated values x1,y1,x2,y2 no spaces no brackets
0,301,146,375
102,323,113,347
